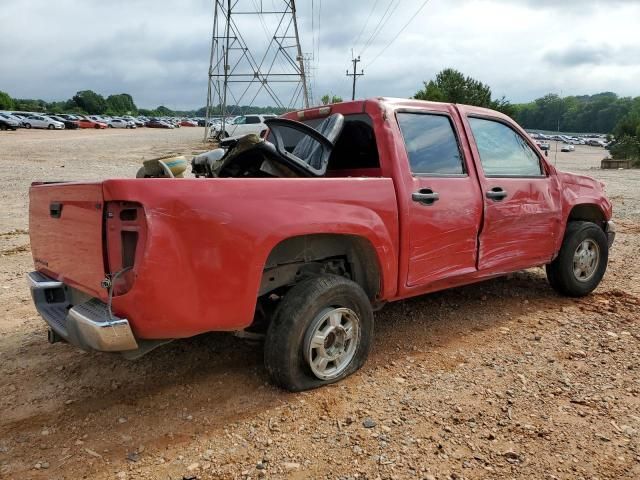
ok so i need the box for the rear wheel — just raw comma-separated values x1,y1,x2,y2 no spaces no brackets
546,221,608,297
264,275,374,392
25,123,32,129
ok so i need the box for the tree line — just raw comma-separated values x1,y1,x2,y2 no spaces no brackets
412,68,640,164
0,89,289,117
2,71,639,163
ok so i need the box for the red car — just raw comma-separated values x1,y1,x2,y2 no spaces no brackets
179,120,198,127
27,98,614,391
77,118,107,129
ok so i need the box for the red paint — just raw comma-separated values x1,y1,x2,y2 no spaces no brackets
28,98,613,341
77,118,107,129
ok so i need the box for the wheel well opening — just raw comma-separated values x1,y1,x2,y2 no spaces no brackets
260,234,381,301
568,204,606,229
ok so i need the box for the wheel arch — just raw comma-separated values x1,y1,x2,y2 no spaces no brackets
260,233,382,302
567,203,607,229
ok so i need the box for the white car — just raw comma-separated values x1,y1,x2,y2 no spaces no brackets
109,118,136,129
561,144,575,152
210,114,277,139
22,115,64,130
122,115,145,127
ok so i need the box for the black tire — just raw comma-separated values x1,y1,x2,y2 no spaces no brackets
48,124,54,130
25,123,32,129
0,124,6,131
546,221,608,297
94,124,100,129
264,275,374,392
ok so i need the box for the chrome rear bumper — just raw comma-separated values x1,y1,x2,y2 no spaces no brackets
27,271,138,352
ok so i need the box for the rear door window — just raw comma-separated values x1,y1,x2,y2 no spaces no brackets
397,113,465,175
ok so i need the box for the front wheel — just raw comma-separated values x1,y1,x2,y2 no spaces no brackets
546,221,609,297
264,275,374,392
25,123,32,129
48,124,54,130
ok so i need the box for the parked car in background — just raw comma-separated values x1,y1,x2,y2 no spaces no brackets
586,139,607,147
0,117,19,130
48,115,79,130
22,115,64,130
536,141,551,151
210,114,276,139
146,118,174,129
122,115,145,127
57,114,80,122
109,118,136,129
77,118,107,129
180,119,198,127
561,144,575,152
0,112,24,128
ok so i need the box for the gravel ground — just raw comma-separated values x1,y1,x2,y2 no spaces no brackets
0,130,638,480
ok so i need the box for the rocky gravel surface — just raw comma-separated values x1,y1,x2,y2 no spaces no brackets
0,131,638,479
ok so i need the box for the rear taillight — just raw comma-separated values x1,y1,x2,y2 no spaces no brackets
104,202,146,295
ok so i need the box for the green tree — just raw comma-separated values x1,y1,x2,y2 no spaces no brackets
512,92,634,133
0,91,14,110
72,90,107,114
106,93,137,115
320,94,343,105
415,68,492,107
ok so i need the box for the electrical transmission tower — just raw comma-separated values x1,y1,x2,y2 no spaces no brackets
204,0,310,140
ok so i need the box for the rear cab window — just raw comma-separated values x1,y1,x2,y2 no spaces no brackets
267,113,381,173
396,112,465,176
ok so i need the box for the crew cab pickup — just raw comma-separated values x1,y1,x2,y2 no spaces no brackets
28,98,615,391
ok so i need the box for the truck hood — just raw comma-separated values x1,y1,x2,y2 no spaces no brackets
557,171,605,190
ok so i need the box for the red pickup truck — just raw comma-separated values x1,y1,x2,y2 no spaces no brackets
28,98,615,391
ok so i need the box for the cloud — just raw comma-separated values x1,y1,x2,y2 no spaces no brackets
544,44,640,67
0,0,639,108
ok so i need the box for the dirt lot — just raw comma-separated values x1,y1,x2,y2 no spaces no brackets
0,129,639,480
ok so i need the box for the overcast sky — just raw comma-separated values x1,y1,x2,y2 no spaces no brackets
1,0,639,110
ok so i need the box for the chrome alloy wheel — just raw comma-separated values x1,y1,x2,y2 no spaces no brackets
304,307,361,381
573,239,600,282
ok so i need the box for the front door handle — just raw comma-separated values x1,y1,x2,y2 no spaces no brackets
486,187,508,201
412,188,440,206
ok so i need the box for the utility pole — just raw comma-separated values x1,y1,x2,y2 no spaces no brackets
346,55,364,101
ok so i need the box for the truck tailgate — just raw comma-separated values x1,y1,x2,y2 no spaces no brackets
29,182,106,299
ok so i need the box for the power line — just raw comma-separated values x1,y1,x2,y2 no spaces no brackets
359,0,400,57
352,0,380,52
366,0,431,68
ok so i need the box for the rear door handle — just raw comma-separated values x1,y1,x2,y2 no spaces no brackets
49,202,63,218
412,188,440,206
486,188,508,201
